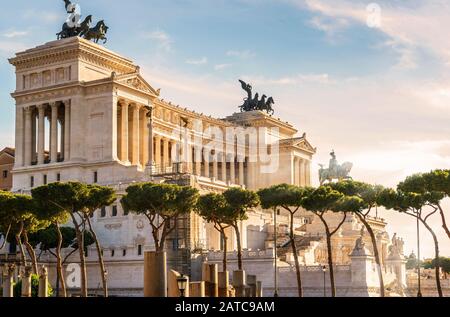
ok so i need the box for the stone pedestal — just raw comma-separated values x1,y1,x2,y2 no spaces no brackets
232,270,246,297
202,263,218,297
38,266,48,298
2,264,15,298
144,251,167,297
247,275,257,297
190,282,205,297
21,266,33,298
218,271,229,297
386,254,407,291
256,281,263,297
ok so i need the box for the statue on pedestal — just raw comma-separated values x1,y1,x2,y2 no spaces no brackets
238,80,275,115
319,150,353,185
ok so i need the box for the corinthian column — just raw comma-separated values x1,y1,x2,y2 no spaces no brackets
37,105,46,165
238,157,245,186
130,104,141,166
50,102,58,163
120,100,130,164
64,100,71,162
24,106,33,166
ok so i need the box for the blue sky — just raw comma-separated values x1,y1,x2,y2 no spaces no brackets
1,0,450,257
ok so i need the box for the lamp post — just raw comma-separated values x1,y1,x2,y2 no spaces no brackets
322,266,327,297
177,274,188,298
274,207,279,297
416,214,422,297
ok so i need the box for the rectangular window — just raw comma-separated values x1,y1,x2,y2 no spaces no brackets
2,170,7,178
43,175,47,185
30,176,35,188
100,206,106,218
112,206,118,217
138,245,143,256
57,173,61,182
93,171,98,183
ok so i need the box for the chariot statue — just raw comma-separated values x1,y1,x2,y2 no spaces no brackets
319,150,353,185
56,0,109,44
238,80,275,115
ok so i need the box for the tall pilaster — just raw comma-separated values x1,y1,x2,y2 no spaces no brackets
239,158,245,186
155,135,162,167
37,105,46,165
64,100,71,162
130,104,141,166
230,157,236,184
50,102,58,163
221,153,227,182
120,100,130,164
163,138,170,167
23,106,33,166
140,107,148,166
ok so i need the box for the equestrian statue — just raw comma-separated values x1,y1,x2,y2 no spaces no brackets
238,80,275,115
56,0,109,44
319,150,353,185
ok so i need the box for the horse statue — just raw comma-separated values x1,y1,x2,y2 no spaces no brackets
238,80,276,114
318,151,353,185
258,97,275,115
57,14,92,40
84,20,109,44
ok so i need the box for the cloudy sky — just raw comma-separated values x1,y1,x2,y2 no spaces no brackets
0,0,449,258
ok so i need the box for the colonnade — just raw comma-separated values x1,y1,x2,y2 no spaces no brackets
18,100,70,167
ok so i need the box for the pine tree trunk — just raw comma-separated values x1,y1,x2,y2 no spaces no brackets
233,223,243,271
221,228,228,273
16,222,27,267
23,231,38,274
290,213,303,297
437,204,450,240
55,223,67,297
356,213,385,297
86,216,108,297
317,215,336,297
71,214,88,297
421,219,443,297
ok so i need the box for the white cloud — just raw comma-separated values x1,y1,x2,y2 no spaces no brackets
142,30,174,52
308,15,350,38
214,63,232,71
2,30,28,38
186,57,208,65
242,73,332,86
226,50,255,59
295,0,450,68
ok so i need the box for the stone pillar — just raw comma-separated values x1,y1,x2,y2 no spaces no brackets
15,107,24,167
130,104,141,166
38,266,48,298
31,108,37,164
163,138,170,168
230,158,236,184
238,159,245,186
155,136,162,167
218,271,229,297
305,160,311,186
37,105,46,165
120,100,130,164
213,156,218,180
190,282,205,297
144,251,167,297
202,263,218,297
349,242,375,296
50,102,59,163
21,266,33,297
256,281,263,297
247,275,257,297
64,100,71,162
195,147,202,176
232,270,246,297
204,156,210,178
141,107,149,167
24,106,33,166
147,108,156,172
220,153,227,182
2,264,15,298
